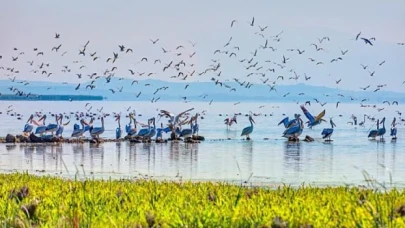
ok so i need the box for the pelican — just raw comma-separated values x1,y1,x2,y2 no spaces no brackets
55,114,69,137
90,117,105,139
156,123,166,140
71,119,88,138
391,117,397,140
224,115,237,129
368,119,379,139
321,118,336,142
116,114,122,139
160,108,194,126
125,113,137,137
160,108,194,137
23,114,34,136
35,115,48,136
282,114,303,140
377,117,386,140
137,119,151,138
300,105,326,128
146,117,156,140
278,116,298,128
44,114,60,136
351,115,358,126
192,113,199,136
359,114,367,127
241,115,255,140
179,118,193,139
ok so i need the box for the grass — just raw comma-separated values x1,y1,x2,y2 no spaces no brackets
1,173,405,227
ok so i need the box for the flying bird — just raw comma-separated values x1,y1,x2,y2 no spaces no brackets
150,39,159,44
249,17,255,26
230,20,237,27
361,38,373,46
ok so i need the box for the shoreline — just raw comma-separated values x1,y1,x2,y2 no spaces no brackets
1,171,404,190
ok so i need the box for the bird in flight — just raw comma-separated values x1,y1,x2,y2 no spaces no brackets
361,38,373,46
230,20,237,27
248,17,254,26
150,39,159,44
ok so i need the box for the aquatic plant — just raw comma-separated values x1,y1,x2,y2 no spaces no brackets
0,173,405,227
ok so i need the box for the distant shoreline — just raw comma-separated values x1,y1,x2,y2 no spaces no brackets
0,94,103,101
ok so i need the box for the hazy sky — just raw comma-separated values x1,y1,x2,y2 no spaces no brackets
1,0,404,92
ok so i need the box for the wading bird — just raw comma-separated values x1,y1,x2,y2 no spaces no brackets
377,117,386,140
282,114,303,140
390,117,397,140
116,114,122,139
241,115,255,140
90,117,105,139
23,114,34,136
224,115,237,130
368,119,379,139
300,105,326,128
125,113,137,137
71,119,88,138
321,118,336,142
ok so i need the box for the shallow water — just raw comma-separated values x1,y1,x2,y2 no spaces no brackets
0,101,404,187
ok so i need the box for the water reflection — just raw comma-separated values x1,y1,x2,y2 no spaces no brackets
0,138,404,187
241,141,253,175
116,142,122,173
5,144,17,152
283,142,302,173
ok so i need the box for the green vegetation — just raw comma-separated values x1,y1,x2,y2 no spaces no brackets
1,173,405,227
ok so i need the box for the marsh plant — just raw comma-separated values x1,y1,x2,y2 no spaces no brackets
0,173,405,227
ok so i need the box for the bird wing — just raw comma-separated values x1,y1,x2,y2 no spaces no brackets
315,110,326,122
175,108,194,123
283,125,299,136
241,126,252,136
277,117,289,127
300,105,315,123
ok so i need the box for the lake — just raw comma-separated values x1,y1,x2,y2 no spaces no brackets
0,101,404,187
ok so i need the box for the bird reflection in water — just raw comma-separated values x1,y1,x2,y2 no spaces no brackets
169,142,199,178
47,145,63,172
141,143,156,174
226,129,237,139
241,140,253,175
35,145,47,155
169,142,199,163
169,142,181,161
127,142,138,168
89,143,105,173
5,144,17,152
72,143,86,171
376,140,386,177
116,142,122,173
283,142,302,172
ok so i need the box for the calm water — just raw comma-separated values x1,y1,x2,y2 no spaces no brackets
0,101,404,187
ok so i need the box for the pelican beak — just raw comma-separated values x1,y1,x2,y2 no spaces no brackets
82,120,88,126
27,115,33,123
63,121,70,126
252,118,256,124
38,115,45,121
115,116,120,121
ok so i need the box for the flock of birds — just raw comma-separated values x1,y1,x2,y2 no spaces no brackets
22,108,201,142
19,104,398,142
1,18,404,143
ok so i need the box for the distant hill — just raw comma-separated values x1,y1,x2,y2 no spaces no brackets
0,78,403,103
0,94,103,101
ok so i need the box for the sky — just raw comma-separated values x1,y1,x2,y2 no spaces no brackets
0,0,404,92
